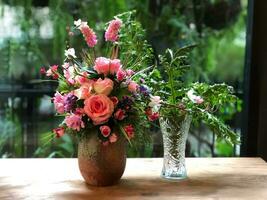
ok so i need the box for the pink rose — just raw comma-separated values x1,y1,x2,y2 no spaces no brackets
110,96,119,106
93,78,114,96
116,68,126,81
99,125,111,137
84,94,114,125
94,57,110,76
74,82,94,99
65,114,85,131
94,57,121,76
114,109,126,120
128,81,139,93
109,133,118,143
75,71,89,85
109,59,121,75
53,127,65,138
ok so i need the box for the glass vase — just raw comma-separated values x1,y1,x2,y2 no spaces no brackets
159,114,192,180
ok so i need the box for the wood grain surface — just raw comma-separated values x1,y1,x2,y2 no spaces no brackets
0,158,266,200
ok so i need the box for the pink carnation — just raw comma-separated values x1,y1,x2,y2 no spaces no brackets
53,91,65,114
126,69,135,76
79,22,97,47
105,19,122,42
64,66,75,85
124,124,134,139
65,114,85,131
128,81,139,93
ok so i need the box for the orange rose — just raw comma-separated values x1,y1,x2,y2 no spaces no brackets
74,81,94,99
93,78,114,96
84,94,114,125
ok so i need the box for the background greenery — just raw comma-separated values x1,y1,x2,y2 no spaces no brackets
0,0,246,158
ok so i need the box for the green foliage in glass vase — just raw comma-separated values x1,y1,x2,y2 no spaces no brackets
146,45,239,145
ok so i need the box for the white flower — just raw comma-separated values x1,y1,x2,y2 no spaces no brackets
187,89,204,104
74,19,82,28
64,65,76,84
46,69,52,76
149,96,162,108
64,48,77,58
62,62,70,69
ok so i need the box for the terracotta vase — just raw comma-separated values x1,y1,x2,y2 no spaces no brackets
78,131,126,186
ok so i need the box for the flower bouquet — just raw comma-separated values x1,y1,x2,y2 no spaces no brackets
40,10,239,185
40,11,158,186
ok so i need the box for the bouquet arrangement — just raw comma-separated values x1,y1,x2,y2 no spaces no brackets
40,12,158,146
39,11,239,184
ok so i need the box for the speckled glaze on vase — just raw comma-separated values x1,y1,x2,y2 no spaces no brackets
78,131,126,186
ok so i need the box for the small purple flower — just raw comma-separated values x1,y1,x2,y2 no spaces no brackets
139,85,150,96
140,78,145,83
64,93,78,112
118,96,134,110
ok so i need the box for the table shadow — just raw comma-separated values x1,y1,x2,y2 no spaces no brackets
54,173,267,199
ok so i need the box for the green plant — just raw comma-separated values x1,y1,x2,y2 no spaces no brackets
146,45,239,145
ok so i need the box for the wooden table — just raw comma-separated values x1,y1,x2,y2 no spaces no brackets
0,158,267,199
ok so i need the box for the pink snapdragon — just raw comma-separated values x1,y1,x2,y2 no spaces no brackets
53,91,65,114
76,20,97,47
105,19,122,42
65,113,85,131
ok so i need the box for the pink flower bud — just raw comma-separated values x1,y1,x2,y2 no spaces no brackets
100,125,111,137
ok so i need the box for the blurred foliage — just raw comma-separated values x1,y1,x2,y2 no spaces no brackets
0,0,247,158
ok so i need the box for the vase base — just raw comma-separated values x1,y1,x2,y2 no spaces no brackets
161,170,187,180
